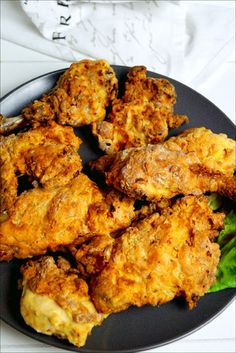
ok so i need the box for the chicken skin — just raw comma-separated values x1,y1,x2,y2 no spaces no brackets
92,66,188,154
0,174,136,261
20,256,106,348
90,130,236,202
91,196,224,313
0,122,82,215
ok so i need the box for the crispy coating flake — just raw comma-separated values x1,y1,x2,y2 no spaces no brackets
69,200,160,277
91,134,236,201
0,174,135,261
21,60,118,127
69,234,115,277
20,256,106,348
92,66,188,153
91,196,224,313
0,122,82,215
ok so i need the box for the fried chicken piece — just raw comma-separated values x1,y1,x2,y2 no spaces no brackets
91,196,224,313
20,256,106,348
0,174,136,261
21,60,118,127
69,234,115,277
90,143,236,202
0,122,82,215
164,127,236,176
69,199,161,277
92,66,188,154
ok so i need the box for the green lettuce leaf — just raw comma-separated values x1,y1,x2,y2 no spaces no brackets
217,211,236,247
208,211,236,293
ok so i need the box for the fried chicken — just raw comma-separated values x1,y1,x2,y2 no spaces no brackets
69,201,160,277
0,122,82,215
20,256,106,348
0,174,136,261
90,133,236,202
20,60,118,127
92,66,188,154
69,234,115,277
164,127,236,176
91,196,224,313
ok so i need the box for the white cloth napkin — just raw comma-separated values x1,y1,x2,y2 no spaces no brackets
2,0,235,87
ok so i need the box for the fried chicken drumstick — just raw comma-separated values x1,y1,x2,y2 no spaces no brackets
0,173,136,261
20,256,107,348
92,66,188,153
0,60,118,134
91,196,224,313
91,128,236,201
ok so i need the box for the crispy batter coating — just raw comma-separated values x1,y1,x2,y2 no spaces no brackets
0,122,82,215
164,127,236,176
69,234,115,277
91,141,236,202
20,256,106,348
91,196,224,313
21,60,118,127
87,189,135,237
92,66,188,153
0,174,135,261
69,201,160,277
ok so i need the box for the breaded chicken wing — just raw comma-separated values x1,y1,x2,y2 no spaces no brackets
0,174,135,261
20,256,106,348
90,133,236,202
0,122,82,215
92,66,188,153
91,196,224,313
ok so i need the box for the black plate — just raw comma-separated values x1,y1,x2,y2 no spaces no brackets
0,66,235,353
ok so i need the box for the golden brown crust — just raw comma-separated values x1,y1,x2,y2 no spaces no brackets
69,234,115,277
22,60,118,127
0,122,82,215
69,199,161,277
165,127,236,176
92,66,188,153
20,256,106,348
20,257,82,299
91,196,224,313
0,174,136,261
87,189,136,237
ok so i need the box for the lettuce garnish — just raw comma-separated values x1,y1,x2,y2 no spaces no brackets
208,210,236,293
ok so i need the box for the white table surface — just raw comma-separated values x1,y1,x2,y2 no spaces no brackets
1,38,235,353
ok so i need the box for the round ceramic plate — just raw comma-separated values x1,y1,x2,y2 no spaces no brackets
0,66,235,353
